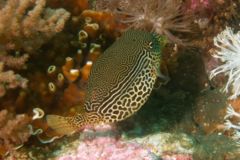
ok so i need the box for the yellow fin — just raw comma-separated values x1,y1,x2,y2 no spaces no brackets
46,115,77,135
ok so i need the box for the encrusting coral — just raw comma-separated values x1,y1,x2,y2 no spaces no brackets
58,136,156,160
0,109,31,154
52,124,158,160
0,0,70,52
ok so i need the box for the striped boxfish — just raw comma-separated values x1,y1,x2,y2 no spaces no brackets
47,30,167,135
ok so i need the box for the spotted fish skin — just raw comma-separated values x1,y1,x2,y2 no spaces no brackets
47,30,166,135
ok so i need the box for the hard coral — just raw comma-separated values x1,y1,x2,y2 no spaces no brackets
210,27,240,99
0,110,31,154
95,0,193,44
0,0,70,52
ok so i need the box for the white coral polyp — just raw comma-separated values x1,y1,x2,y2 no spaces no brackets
210,27,240,99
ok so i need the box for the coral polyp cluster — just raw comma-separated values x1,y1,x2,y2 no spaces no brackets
0,0,70,52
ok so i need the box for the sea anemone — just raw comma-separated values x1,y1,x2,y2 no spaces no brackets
95,0,193,44
224,105,240,144
209,27,240,100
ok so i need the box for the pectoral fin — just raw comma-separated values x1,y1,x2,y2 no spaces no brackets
46,115,77,135
156,62,170,85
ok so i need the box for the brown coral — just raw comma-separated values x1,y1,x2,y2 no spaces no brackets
0,53,29,69
0,0,70,52
0,62,28,97
0,110,31,155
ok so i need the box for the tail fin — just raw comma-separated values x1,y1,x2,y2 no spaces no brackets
46,115,77,135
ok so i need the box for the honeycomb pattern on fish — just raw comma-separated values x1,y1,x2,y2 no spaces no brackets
46,30,166,135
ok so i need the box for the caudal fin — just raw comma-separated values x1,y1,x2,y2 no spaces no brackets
46,115,77,135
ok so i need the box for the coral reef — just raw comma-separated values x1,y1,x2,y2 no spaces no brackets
0,61,28,97
0,53,29,69
0,0,240,159
0,109,31,155
48,125,194,160
0,51,29,98
129,133,194,157
58,136,156,160
225,99,240,157
0,0,71,97
193,89,227,134
0,0,70,52
187,0,211,10
207,27,240,153
5,149,32,160
192,134,239,160
224,104,240,144
94,0,194,44
210,27,240,99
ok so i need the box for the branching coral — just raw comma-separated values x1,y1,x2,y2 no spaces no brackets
0,0,71,96
0,109,31,153
209,27,240,99
95,0,193,44
0,53,29,69
0,62,28,97
0,52,29,97
0,0,70,52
